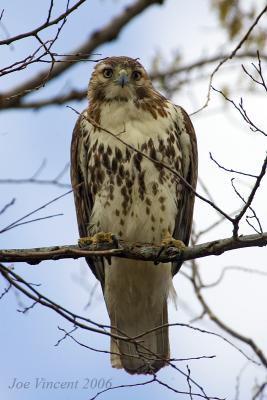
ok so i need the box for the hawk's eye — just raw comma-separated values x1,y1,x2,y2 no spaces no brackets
132,71,142,81
103,68,113,78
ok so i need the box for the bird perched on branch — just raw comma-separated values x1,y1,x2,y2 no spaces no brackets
71,56,198,374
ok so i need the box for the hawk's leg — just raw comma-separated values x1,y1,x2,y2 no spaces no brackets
154,230,185,265
79,232,120,248
160,230,186,250
79,232,114,246
78,232,120,266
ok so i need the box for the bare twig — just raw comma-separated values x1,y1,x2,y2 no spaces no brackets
232,153,267,237
0,0,87,46
234,363,249,400
192,5,267,115
0,0,165,109
4,51,267,110
230,178,263,235
0,198,15,215
242,51,267,93
0,177,70,188
252,382,267,400
1,213,63,233
199,265,267,290
212,87,267,137
190,263,267,369
0,162,70,188
0,262,251,362
209,152,258,178
0,282,11,299
88,377,155,400
0,189,72,234
187,365,193,400
153,376,222,400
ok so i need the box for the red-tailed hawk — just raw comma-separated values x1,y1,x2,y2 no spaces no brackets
71,56,198,374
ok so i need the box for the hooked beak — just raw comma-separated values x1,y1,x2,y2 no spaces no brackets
117,70,129,88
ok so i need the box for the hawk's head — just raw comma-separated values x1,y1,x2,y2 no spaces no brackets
88,56,153,103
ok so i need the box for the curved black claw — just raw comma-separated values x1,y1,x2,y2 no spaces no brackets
154,246,165,265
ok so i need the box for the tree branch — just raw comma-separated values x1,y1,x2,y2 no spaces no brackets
0,0,87,46
192,5,267,115
0,0,165,109
4,51,267,110
0,231,267,265
190,264,267,369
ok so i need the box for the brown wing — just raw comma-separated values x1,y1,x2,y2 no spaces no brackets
172,107,198,276
70,113,105,288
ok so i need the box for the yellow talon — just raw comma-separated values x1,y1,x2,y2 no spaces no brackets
78,232,114,247
78,237,93,246
161,230,186,250
92,232,114,244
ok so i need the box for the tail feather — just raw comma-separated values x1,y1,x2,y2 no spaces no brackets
104,259,173,374
110,300,169,374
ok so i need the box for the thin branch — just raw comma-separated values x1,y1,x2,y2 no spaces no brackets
57,328,214,399
242,51,267,93
0,261,259,390
197,177,216,205
0,198,15,215
0,263,248,356
234,363,249,400
0,0,87,46
0,189,72,234
0,39,54,78
252,382,267,400
7,88,88,109
212,87,267,137
230,178,263,235
153,376,222,400
0,162,71,188
84,281,99,310
6,50,267,110
199,265,267,290
209,152,258,178
0,282,11,299
0,0,165,109
0,177,70,188
186,365,193,400
88,377,155,400
17,300,38,314
46,0,54,24
190,264,267,369
232,153,267,237
0,264,117,338
150,51,267,82
192,5,267,115
0,9,4,22
56,325,216,366
1,213,63,233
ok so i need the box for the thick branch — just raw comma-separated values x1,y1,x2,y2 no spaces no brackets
1,232,267,264
5,51,267,110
